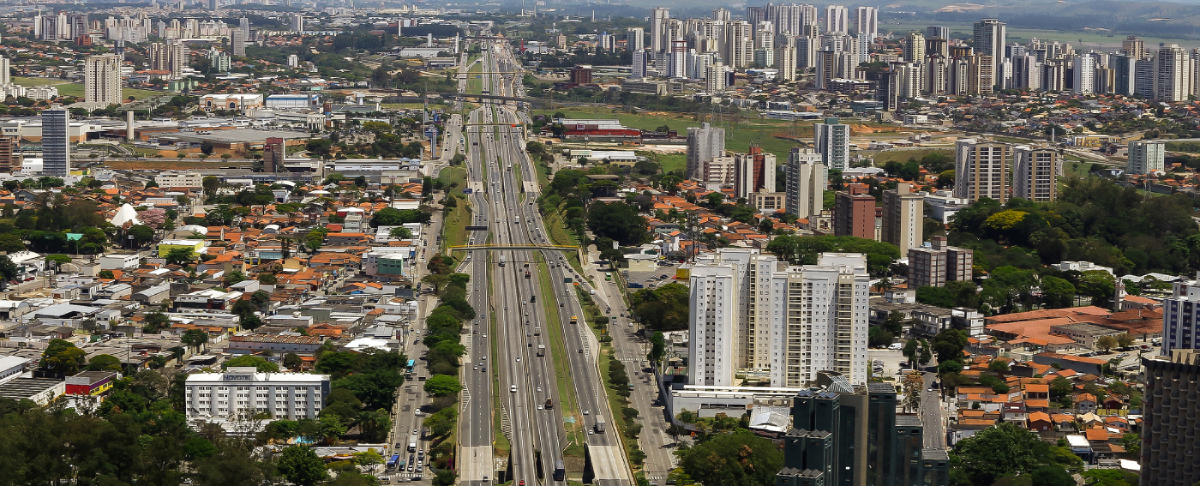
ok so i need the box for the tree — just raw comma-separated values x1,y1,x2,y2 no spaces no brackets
423,375,462,396
144,312,171,332
902,339,920,366
165,247,197,265
1096,335,1118,353
389,226,413,239
223,356,280,373
87,354,123,372
1040,276,1076,309
200,140,215,155
931,329,969,363
1115,333,1135,348
283,352,303,371
41,339,86,375
0,255,17,282
952,423,1053,485
679,429,784,486
275,446,328,486
181,328,209,350
988,360,1010,372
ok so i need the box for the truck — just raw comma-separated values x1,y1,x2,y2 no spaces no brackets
408,441,417,452
628,283,644,289
534,327,541,336
564,277,574,283
499,255,506,267
545,398,553,409
537,344,546,356
525,269,531,279
594,418,606,434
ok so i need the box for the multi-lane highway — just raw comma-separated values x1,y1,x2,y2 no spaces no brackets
455,41,631,486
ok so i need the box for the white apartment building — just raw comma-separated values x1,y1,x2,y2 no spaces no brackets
85,54,122,107
1013,145,1059,201
185,368,330,427
784,147,826,220
688,249,871,388
1127,140,1165,175
155,172,204,188
688,264,739,386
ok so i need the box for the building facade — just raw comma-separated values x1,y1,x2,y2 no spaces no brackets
1140,350,1200,486
882,185,924,254
815,117,850,170
184,368,330,426
835,189,876,240
907,237,973,288
85,54,122,106
41,108,70,177
1127,140,1165,175
1012,145,1058,201
686,122,725,180
954,139,1010,203
785,147,826,220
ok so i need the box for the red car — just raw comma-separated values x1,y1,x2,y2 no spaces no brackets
519,482,525,486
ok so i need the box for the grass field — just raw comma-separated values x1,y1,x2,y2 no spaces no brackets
441,199,471,251
12,77,165,101
534,254,586,467
656,153,686,174
1062,160,1095,179
870,148,954,166
438,166,467,197
540,203,585,276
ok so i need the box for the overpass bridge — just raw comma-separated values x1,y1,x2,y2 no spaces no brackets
447,244,585,262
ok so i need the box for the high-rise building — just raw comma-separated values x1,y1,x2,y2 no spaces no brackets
1122,35,1145,61
0,137,20,173
40,13,58,41
926,25,949,40
734,146,776,199
814,117,850,170
907,237,973,288
1154,44,1192,102
669,39,687,77
724,21,752,68
231,29,246,57
776,45,797,81
904,31,925,64
835,188,876,240
972,18,1006,85
785,148,826,220
631,49,648,79
0,56,9,86
1141,350,1200,486
149,41,186,79
824,5,848,36
953,138,1010,203
263,137,285,173
1073,54,1095,94
853,6,877,40
41,108,70,177
627,27,644,52
650,7,670,54
687,263,738,386
289,13,304,32
689,249,871,387
882,185,923,254
1135,59,1156,98
769,3,816,36
686,122,725,180
1127,140,1165,175
70,13,88,40
1012,145,1058,201
705,64,729,92
84,54,122,106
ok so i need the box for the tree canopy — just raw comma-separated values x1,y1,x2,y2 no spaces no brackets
679,429,784,486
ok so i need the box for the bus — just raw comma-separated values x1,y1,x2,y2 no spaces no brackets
553,460,566,481
387,454,400,470
570,315,578,325
605,273,612,282
406,360,415,374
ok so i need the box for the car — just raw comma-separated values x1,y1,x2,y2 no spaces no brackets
588,429,594,435
516,357,521,362
481,367,487,372
520,481,525,486
578,349,584,353
560,303,565,307
482,334,487,338
927,388,933,392
473,329,478,334
583,410,589,415
511,385,517,392
537,387,542,392
412,429,418,435
537,405,543,410
474,365,478,370
482,356,487,360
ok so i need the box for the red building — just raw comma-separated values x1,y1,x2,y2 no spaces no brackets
834,185,876,239
64,370,118,397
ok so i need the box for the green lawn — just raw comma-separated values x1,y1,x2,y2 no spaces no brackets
12,77,163,101
656,153,686,174
870,148,954,166
534,254,585,463
539,107,838,161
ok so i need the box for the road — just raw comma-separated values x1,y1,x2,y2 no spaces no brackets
456,40,630,486
921,372,946,450
580,257,677,483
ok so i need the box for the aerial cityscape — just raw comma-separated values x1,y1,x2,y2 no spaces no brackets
1,0,1200,485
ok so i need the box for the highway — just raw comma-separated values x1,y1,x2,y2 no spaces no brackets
457,40,630,486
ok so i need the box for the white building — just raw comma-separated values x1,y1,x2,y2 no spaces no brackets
1161,274,1200,357
954,138,1010,203
184,368,330,428
784,147,826,220
688,249,871,388
686,122,725,180
1127,140,1165,175
155,172,204,188
1012,145,1059,201
814,117,850,170
85,54,123,107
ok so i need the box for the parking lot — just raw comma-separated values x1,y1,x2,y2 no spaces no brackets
622,260,683,290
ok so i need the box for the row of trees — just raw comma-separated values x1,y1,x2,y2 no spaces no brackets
418,256,472,477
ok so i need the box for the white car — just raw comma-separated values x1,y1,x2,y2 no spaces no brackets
583,410,589,415
510,385,517,393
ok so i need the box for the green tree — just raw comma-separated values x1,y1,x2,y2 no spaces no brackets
275,445,328,486
165,247,197,265
283,352,303,371
1096,335,1118,353
144,312,171,332
129,225,155,246
0,255,17,281
952,423,1053,485
87,354,123,372
389,226,413,239
223,355,280,372
679,429,784,486
181,328,209,350
931,329,969,363
1040,276,1076,309
423,375,462,396
41,339,86,375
